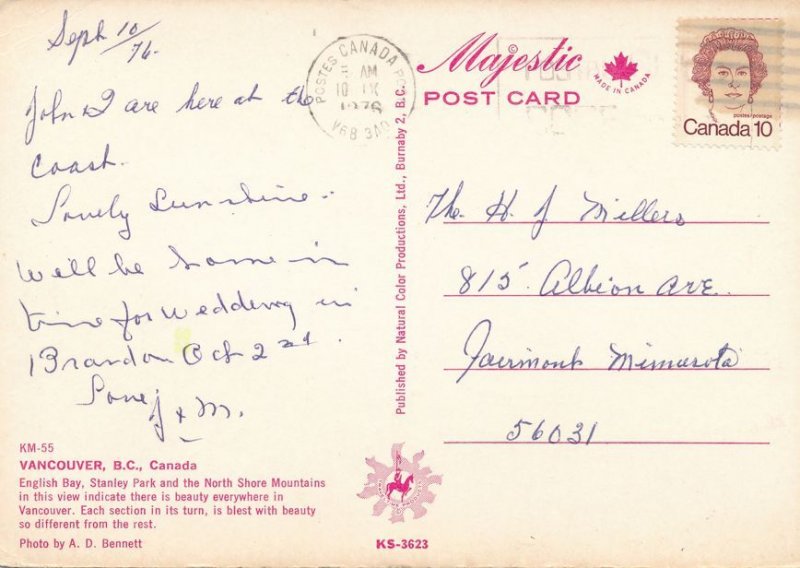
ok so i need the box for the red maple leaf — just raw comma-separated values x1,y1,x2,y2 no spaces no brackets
604,52,638,88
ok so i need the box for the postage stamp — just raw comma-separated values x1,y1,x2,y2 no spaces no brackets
306,34,416,143
675,18,783,148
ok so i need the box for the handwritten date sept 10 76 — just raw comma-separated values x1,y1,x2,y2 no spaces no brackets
46,9,160,66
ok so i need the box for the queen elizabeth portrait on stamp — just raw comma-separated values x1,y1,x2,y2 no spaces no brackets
690,27,768,121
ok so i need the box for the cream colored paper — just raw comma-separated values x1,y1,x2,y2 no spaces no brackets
1,1,799,566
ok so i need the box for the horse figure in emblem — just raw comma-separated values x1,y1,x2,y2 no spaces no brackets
386,469,414,502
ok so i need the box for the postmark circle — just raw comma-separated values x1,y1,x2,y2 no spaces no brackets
306,34,416,142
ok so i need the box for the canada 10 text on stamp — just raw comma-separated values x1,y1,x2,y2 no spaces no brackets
675,18,782,148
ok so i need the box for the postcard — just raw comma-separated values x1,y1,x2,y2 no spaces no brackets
1,1,799,566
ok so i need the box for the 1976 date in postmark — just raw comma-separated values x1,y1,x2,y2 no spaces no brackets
675,18,783,148
306,34,415,142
